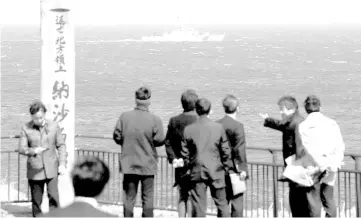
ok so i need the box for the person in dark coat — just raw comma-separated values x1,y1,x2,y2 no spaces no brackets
216,94,248,217
17,100,67,217
113,86,165,218
165,89,199,217
260,95,321,217
41,156,116,217
181,98,231,217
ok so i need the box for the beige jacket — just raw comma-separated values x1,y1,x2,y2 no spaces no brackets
18,119,67,180
297,112,345,186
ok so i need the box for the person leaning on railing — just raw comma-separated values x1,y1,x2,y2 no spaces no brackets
16,100,67,217
113,86,165,218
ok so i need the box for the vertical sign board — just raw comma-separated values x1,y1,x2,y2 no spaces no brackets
40,0,75,208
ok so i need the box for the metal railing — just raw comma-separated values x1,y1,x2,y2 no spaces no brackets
1,134,361,217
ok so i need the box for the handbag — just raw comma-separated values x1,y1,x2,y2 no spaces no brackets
229,173,246,195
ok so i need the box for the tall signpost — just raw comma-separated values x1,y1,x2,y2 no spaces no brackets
40,0,75,209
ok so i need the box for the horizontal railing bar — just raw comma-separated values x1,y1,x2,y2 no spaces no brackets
1,134,113,140
2,149,361,173
338,169,361,174
7,148,361,164
1,135,21,139
97,200,122,205
246,145,361,159
247,161,283,167
75,150,286,166
0,200,32,204
2,133,361,158
75,149,121,153
75,134,112,139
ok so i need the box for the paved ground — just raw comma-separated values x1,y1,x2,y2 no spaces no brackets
0,202,188,218
0,181,192,218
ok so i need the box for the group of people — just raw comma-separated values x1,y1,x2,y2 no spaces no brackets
261,95,345,217
113,87,248,217
17,86,345,218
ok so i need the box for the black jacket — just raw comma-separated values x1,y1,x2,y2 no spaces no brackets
165,111,198,186
264,112,304,165
181,116,231,188
217,115,248,176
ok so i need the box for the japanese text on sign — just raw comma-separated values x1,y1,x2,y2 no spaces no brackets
55,15,67,73
53,13,70,141
52,81,69,100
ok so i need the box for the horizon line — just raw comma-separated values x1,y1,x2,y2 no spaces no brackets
2,23,361,27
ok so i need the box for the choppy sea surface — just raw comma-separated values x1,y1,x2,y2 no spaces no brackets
1,25,361,161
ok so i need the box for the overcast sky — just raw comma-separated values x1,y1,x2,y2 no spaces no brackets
1,0,361,26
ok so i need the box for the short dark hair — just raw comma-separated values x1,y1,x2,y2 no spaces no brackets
181,89,198,112
304,95,321,114
71,156,110,198
277,95,298,110
195,98,211,116
222,94,239,114
135,86,151,100
29,100,47,115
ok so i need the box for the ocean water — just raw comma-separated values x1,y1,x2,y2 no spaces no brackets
1,25,361,159
1,25,361,214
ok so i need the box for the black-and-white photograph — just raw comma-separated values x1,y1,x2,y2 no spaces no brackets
1,0,361,217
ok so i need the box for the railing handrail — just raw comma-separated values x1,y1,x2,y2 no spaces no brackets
2,133,361,159
2,148,361,173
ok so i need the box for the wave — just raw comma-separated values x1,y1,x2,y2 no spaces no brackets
328,60,348,64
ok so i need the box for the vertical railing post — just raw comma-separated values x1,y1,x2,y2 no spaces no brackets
271,150,278,217
18,153,21,201
8,152,11,202
355,156,361,217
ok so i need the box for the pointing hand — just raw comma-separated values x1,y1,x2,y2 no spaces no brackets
259,113,269,119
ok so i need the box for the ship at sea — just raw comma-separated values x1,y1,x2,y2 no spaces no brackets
141,26,225,42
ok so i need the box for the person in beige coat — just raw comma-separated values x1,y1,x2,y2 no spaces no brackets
17,100,67,217
283,95,345,217
298,95,345,217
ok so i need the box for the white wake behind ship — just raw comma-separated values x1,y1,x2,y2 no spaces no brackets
141,27,225,42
